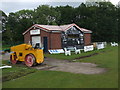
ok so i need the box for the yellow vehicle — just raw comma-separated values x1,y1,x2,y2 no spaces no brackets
10,44,44,67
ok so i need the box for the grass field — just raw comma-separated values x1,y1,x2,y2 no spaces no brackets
2,45,118,88
2,63,37,82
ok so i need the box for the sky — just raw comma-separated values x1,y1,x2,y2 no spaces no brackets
0,0,120,15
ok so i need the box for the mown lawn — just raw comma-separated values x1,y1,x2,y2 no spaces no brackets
2,62,37,82
44,45,114,61
2,45,118,88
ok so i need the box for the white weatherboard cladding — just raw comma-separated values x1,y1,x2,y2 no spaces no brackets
30,29,40,35
32,36,41,47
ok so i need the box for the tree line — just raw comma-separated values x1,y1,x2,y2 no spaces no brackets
2,1,120,45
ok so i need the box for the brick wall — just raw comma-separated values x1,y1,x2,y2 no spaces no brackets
24,31,31,44
50,33,62,49
84,33,91,45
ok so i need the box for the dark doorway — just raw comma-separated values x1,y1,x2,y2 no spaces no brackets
43,37,48,52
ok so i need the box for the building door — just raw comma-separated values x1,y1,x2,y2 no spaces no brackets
31,36,41,47
43,37,48,52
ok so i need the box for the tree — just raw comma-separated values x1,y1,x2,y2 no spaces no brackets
55,5,75,25
15,10,34,42
3,10,34,45
94,2,117,42
116,1,120,42
33,5,61,25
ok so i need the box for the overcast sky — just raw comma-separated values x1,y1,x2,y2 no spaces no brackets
0,0,120,15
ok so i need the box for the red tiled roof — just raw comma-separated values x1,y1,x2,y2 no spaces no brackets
23,23,92,35
36,24,62,31
59,24,74,31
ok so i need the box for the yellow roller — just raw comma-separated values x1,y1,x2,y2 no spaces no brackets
10,44,44,67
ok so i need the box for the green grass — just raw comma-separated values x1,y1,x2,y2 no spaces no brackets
2,46,118,88
44,45,112,61
2,61,37,82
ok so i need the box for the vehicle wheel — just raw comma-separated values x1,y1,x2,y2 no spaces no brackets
25,54,36,67
10,55,17,64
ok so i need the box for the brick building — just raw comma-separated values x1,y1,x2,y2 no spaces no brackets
23,23,92,52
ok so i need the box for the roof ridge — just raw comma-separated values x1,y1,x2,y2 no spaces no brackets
59,25,64,31
23,23,92,35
